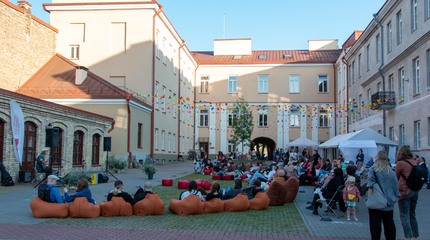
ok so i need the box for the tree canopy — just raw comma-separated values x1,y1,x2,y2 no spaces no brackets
231,98,253,153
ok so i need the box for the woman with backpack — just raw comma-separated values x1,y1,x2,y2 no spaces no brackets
395,145,421,240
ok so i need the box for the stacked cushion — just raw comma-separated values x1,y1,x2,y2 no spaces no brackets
223,194,249,212
30,197,69,218
133,193,164,216
168,194,204,215
99,197,133,217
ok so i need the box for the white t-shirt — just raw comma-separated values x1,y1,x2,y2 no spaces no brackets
180,189,204,201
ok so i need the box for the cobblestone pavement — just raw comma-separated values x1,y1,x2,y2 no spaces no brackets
0,160,429,240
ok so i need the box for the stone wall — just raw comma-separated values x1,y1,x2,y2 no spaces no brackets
0,1,56,91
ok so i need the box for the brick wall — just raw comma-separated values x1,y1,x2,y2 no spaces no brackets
0,1,56,91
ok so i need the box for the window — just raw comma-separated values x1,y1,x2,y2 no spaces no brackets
199,110,208,127
110,22,126,54
228,75,238,93
172,93,177,118
289,108,300,127
154,128,158,150
228,111,234,127
413,57,420,94
258,75,268,93
358,54,362,78
137,123,142,148
319,109,329,127
399,67,405,101
227,140,234,153
351,61,355,83
367,89,372,115
426,0,430,20
377,82,382,92
70,45,79,59
172,133,176,153
258,114,268,127
289,75,300,93
91,134,100,165
411,0,418,32
387,21,393,53
73,130,84,166
389,74,394,91
162,37,167,64
155,82,159,110
318,75,328,93
376,34,381,63
352,98,356,122
200,75,209,93
155,30,160,59
50,128,63,166
414,120,421,149
389,127,395,141
161,130,165,151
399,124,405,146
396,10,403,44
168,132,171,152
358,94,363,118
161,85,166,112
23,121,37,170
427,50,430,89
366,45,370,71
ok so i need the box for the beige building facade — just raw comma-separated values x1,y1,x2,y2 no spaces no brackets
0,0,56,91
44,0,197,162
193,39,340,158
337,0,430,159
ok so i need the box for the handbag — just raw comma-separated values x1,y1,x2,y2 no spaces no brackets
366,170,388,209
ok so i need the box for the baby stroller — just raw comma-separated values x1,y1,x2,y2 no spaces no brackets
194,158,202,174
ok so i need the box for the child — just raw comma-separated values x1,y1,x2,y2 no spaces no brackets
343,176,361,221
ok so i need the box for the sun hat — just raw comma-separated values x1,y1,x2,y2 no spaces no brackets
144,182,153,192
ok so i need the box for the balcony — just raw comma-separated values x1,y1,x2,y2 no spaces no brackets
371,91,396,110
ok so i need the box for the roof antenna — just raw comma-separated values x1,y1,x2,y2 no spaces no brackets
223,13,226,39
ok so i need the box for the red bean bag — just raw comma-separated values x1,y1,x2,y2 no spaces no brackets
195,179,204,188
222,174,234,180
249,192,270,210
284,177,299,203
212,175,221,180
133,193,165,216
99,197,133,217
203,167,212,175
162,178,173,186
203,198,224,213
168,194,204,215
68,197,100,218
178,180,190,190
241,174,248,180
30,197,69,218
223,194,249,212
201,180,212,190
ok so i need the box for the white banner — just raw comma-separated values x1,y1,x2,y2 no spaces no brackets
10,100,24,166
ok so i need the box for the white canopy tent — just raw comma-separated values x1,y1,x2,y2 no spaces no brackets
319,128,398,164
286,136,319,147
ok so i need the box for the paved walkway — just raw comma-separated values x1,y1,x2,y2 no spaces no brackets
0,160,429,240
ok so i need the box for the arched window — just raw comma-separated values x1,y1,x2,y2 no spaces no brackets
23,121,37,171
0,119,4,162
73,130,84,166
50,127,63,167
91,134,101,165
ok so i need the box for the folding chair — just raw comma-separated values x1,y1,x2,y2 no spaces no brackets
31,165,45,185
317,185,344,218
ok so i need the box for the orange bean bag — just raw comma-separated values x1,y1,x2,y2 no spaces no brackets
133,193,165,216
223,194,249,212
249,192,270,210
284,177,299,203
266,180,288,206
30,197,69,218
99,197,133,217
203,198,224,213
168,194,204,215
68,197,100,218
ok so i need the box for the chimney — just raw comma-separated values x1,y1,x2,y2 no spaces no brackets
75,66,88,85
17,1,32,14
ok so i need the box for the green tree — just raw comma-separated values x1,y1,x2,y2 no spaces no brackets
231,98,253,155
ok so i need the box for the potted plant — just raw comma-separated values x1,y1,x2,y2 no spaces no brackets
142,155,156,180
108,155,127,173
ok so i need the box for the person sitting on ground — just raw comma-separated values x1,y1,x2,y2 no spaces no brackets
133,182,153,203
36,149,52,176
180,180,205,201
44,175,66,203
205,182,222,201
306,168,344,215
107,180,134,205
64,179,96,204
223,179,243,200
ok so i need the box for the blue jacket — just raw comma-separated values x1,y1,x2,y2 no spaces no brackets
65,188,96,204
48,184,66,203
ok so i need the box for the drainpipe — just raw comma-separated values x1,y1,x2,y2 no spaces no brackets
193,64,200,152
333,63,337,135
151,5,162,158
341,54,349,134
373,13,386,137
126,94,132,168
177,40,185,160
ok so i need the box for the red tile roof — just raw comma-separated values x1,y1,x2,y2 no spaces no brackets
191,49,341,65
16,54,151,108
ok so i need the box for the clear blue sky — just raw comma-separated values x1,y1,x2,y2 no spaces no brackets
21,0,386,51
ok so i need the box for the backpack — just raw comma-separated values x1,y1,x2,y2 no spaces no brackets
401,160,428,191
98,173,109,183
38,183,53,202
